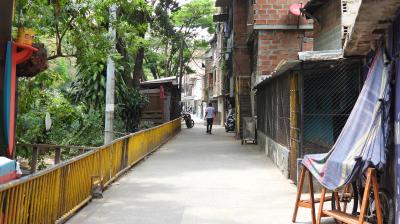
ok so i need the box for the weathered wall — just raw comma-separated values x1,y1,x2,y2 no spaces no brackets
313,0,342,50
257,130,267,152
258,130,290,178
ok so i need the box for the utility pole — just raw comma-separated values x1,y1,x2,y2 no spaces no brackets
178,38,184,102
104,4,117,145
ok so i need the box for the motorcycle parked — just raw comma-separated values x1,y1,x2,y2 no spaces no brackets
225,111,236,132
182,113,194,128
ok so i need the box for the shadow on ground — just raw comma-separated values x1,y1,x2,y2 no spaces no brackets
68,118,335,224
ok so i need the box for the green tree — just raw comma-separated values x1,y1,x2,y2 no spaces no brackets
13,0,215,154
144,0,215,80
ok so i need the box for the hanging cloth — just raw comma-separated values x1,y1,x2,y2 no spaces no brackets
302,48,392,190
2,42,15,158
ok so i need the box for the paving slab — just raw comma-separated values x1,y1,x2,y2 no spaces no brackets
67,119,334,224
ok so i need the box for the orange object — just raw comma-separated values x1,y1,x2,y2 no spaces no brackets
16,28,35,46
3,42,37,158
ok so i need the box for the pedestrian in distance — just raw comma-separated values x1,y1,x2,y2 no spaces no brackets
204,103,216,134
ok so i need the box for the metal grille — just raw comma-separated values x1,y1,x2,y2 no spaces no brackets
236,76,252,137
257,74,290,147
302,60,361,155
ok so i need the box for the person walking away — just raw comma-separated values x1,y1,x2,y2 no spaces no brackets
204,103,216,134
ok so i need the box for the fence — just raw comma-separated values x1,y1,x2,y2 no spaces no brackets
255,59,361,181
301,60,361,156
256,74,291,148
0,118,181,224
16,144,96,174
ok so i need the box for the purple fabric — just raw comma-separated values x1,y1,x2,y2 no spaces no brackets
395,57,400,224
302,49,392,190
392,13,400,224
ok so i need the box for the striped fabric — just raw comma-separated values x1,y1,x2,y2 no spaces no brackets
2,41,16,158
302,49,392,190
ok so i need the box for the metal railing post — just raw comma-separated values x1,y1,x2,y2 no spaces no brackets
30,146,39,173
55,147,62,164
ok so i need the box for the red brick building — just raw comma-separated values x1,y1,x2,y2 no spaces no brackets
213,0,313,137
250,0,313,77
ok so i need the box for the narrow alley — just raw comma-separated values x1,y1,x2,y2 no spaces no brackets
67,121,321,224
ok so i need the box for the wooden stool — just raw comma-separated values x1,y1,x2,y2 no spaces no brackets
316,168,383,224
292,166,332,224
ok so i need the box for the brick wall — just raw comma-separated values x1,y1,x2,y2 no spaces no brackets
257,30,313,76
253,0,309,25
233,0,251,77
246,0,315,76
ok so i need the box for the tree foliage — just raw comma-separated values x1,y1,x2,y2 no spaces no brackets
145,0,215,79
13,0,215,157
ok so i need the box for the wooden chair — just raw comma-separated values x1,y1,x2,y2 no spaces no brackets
316,168,383,224
292,166,332,224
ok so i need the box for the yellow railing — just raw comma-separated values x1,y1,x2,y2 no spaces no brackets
0,118,181,224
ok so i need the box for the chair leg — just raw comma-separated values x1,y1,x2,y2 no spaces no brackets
359,168,373,224
292,166,306,223
371,169,383,224
334,192,341,211
342,185,350,213
317,187,326,224
308,170,316,224
334,192,342,224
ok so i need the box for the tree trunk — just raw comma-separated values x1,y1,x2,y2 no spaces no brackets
150,66,158,80
116,36,134,88
132,46,145,88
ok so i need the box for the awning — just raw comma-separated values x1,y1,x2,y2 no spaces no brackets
141,76,178,85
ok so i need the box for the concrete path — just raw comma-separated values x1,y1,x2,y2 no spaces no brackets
68,119,331,224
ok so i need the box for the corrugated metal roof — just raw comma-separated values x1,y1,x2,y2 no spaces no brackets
298,49,343,61
253,60,299,89
140,76,178,85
